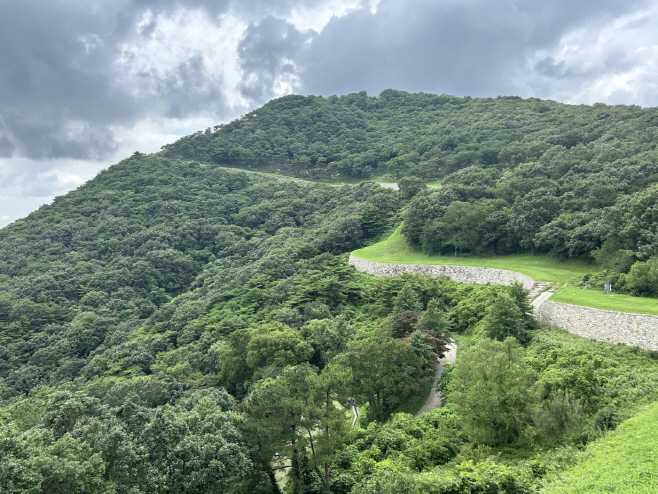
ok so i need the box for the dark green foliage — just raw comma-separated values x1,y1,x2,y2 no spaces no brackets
390,310,422,338
398,176,426,200
2,91,658,492
449,338,535,445
340,336,426,422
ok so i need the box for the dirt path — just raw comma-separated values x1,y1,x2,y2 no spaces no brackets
215,166,406,191
415,343,457,417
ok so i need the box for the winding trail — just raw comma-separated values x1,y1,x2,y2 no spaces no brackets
414,343,457,417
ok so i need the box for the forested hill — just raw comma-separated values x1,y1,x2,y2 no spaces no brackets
161,90,658,183
1,92,658,493
162,90,658,297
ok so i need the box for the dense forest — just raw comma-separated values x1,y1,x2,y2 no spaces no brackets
163,91,658,297
1,91,658,493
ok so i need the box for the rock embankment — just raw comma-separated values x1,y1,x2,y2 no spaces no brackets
348,255,534,290
350,254,658,352
536,301,658,352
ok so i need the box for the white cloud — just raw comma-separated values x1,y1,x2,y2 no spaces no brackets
286,0,369,32
116,8,250,111
0,157,106,226
526,6,658,106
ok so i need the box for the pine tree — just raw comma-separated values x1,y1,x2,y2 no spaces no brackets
393,284,423,313
418,298,451,334
482,295,526,343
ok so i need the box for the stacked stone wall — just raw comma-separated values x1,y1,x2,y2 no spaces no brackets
535,301,658,351
350,254,658,351
348,255,534,290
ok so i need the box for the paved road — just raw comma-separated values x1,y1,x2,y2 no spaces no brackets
533,289,555,309
414,343,457,417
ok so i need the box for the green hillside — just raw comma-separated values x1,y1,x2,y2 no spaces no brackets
163,90,658,301
541,400,658,493
353,225,658,314
1,91,658,493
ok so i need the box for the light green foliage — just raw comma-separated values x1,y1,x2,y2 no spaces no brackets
331,409,460,491
246,322,313,369
449,338,535,445
418,299,451,334
482,294,527,343
350,460,538,494
392,284,423,313
541,401,658,494
626,255,658,297
218,322,313,394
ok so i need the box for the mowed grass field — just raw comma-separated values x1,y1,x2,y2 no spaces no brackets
353,225,658,315
541,400,658,494
551,284,658,316
353,224,593,283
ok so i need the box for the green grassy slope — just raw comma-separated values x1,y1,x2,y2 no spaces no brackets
551,284,658,316
352,225,658,314
541,400,658,494
352,224,592,283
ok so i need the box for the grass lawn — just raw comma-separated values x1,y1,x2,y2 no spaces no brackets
353,224,658,314
352,225,593,283
551,284,658,316
541,400,658,494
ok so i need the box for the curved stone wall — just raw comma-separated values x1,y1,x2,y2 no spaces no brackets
348,254,535,290
350,254,658,351
535,300,658,351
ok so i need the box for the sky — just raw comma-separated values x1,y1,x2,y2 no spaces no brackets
1,0,658,227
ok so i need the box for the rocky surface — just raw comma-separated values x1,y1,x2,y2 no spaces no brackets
350,254,658,351
349,255,535,290
535,301,658,351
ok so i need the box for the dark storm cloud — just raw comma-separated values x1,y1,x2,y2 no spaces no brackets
0,136,13,158
0,0,233,161
297,0,648,97
234,0,649,99
0,0,654,165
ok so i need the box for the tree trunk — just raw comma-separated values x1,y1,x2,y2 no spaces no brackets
325,461,330,493
268,469,283,494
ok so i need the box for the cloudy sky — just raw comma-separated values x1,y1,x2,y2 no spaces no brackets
1,0,658,226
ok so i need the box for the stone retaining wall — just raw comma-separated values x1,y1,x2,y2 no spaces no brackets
350,254,658,351
348,255,534,290
535,300,658,351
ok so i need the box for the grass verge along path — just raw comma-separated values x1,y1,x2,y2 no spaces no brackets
541,400,658,494
353,225,658,315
